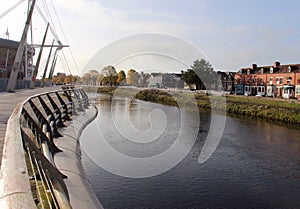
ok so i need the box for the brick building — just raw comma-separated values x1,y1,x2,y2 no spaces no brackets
217,71,235,93
235,61,300,98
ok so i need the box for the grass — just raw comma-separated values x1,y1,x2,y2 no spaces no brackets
94,87,300,125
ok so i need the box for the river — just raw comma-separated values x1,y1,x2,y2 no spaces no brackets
80,94,300,209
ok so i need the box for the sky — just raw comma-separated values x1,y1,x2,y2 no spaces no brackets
1,0,300,77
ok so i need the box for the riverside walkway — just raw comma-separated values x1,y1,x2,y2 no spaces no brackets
0,86,60,167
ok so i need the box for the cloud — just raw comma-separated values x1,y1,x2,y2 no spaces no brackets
51,0,192,74
188,21,300,71
2,0,300,75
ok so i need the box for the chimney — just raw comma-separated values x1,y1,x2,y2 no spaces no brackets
274,61,280,67
252,64,257,69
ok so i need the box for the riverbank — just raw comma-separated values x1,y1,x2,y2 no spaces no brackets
95,87,300,125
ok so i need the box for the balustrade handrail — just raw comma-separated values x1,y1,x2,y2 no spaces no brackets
0,86,100,209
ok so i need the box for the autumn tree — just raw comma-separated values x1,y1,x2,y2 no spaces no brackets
127,69,138,86
96,74,104,85
101,65,118,86
117,70,126,85
64,74,78,84
52,74,78,85
52,75,64,84
81,73,92,85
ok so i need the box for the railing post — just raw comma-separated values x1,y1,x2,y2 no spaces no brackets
73,89,84,112
37,96,63,138
55,91,72,120
62,89,77,115
46,93,66,127
78,88,89,108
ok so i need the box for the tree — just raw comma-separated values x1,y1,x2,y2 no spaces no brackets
181,69,202,90
96,74,104,85
101,65,117,77
71,75,79,84
52,74,77,85
89,70,99,85
64,74,72,84
81,73,92,85
181,59,219,90
101,65,118,86
191,59,219,90
52,74,64,84
101,76,109,86
127,69,138,86
117,70,126,85
139,71,150,87
63,74,78,84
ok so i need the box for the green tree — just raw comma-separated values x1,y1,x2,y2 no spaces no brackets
181,59,219,90
191,59,219,90
182,68,206,90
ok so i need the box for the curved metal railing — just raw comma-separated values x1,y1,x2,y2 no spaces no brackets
0,86,97,209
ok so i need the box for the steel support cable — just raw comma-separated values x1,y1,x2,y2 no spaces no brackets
0,0,25,20
37,1,75,76
57,55,67,73
60,50,72,74
49,0,65,43
35,4,60,43
40,0,57,33
49,0,80,75
57,51,71,75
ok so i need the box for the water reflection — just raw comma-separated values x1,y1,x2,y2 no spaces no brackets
81,94,300,209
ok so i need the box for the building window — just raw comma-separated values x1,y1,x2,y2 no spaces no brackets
270,77,273,85
259,78,263,85
245,77,248,83
247,69,250,74
296,87,300,94
287,77,292,85
279,77,283,84
270,67,273,74
288,66,291,73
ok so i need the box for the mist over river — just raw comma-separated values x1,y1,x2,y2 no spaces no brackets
80,94,300,209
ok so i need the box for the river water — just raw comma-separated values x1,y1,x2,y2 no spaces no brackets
80,94,300,209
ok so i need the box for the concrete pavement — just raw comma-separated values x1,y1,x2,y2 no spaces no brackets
0,86,60,167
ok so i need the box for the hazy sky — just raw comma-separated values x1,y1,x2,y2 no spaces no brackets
1,0,300,76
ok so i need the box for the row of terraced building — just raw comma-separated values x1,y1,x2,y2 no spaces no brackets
234,61,300,99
